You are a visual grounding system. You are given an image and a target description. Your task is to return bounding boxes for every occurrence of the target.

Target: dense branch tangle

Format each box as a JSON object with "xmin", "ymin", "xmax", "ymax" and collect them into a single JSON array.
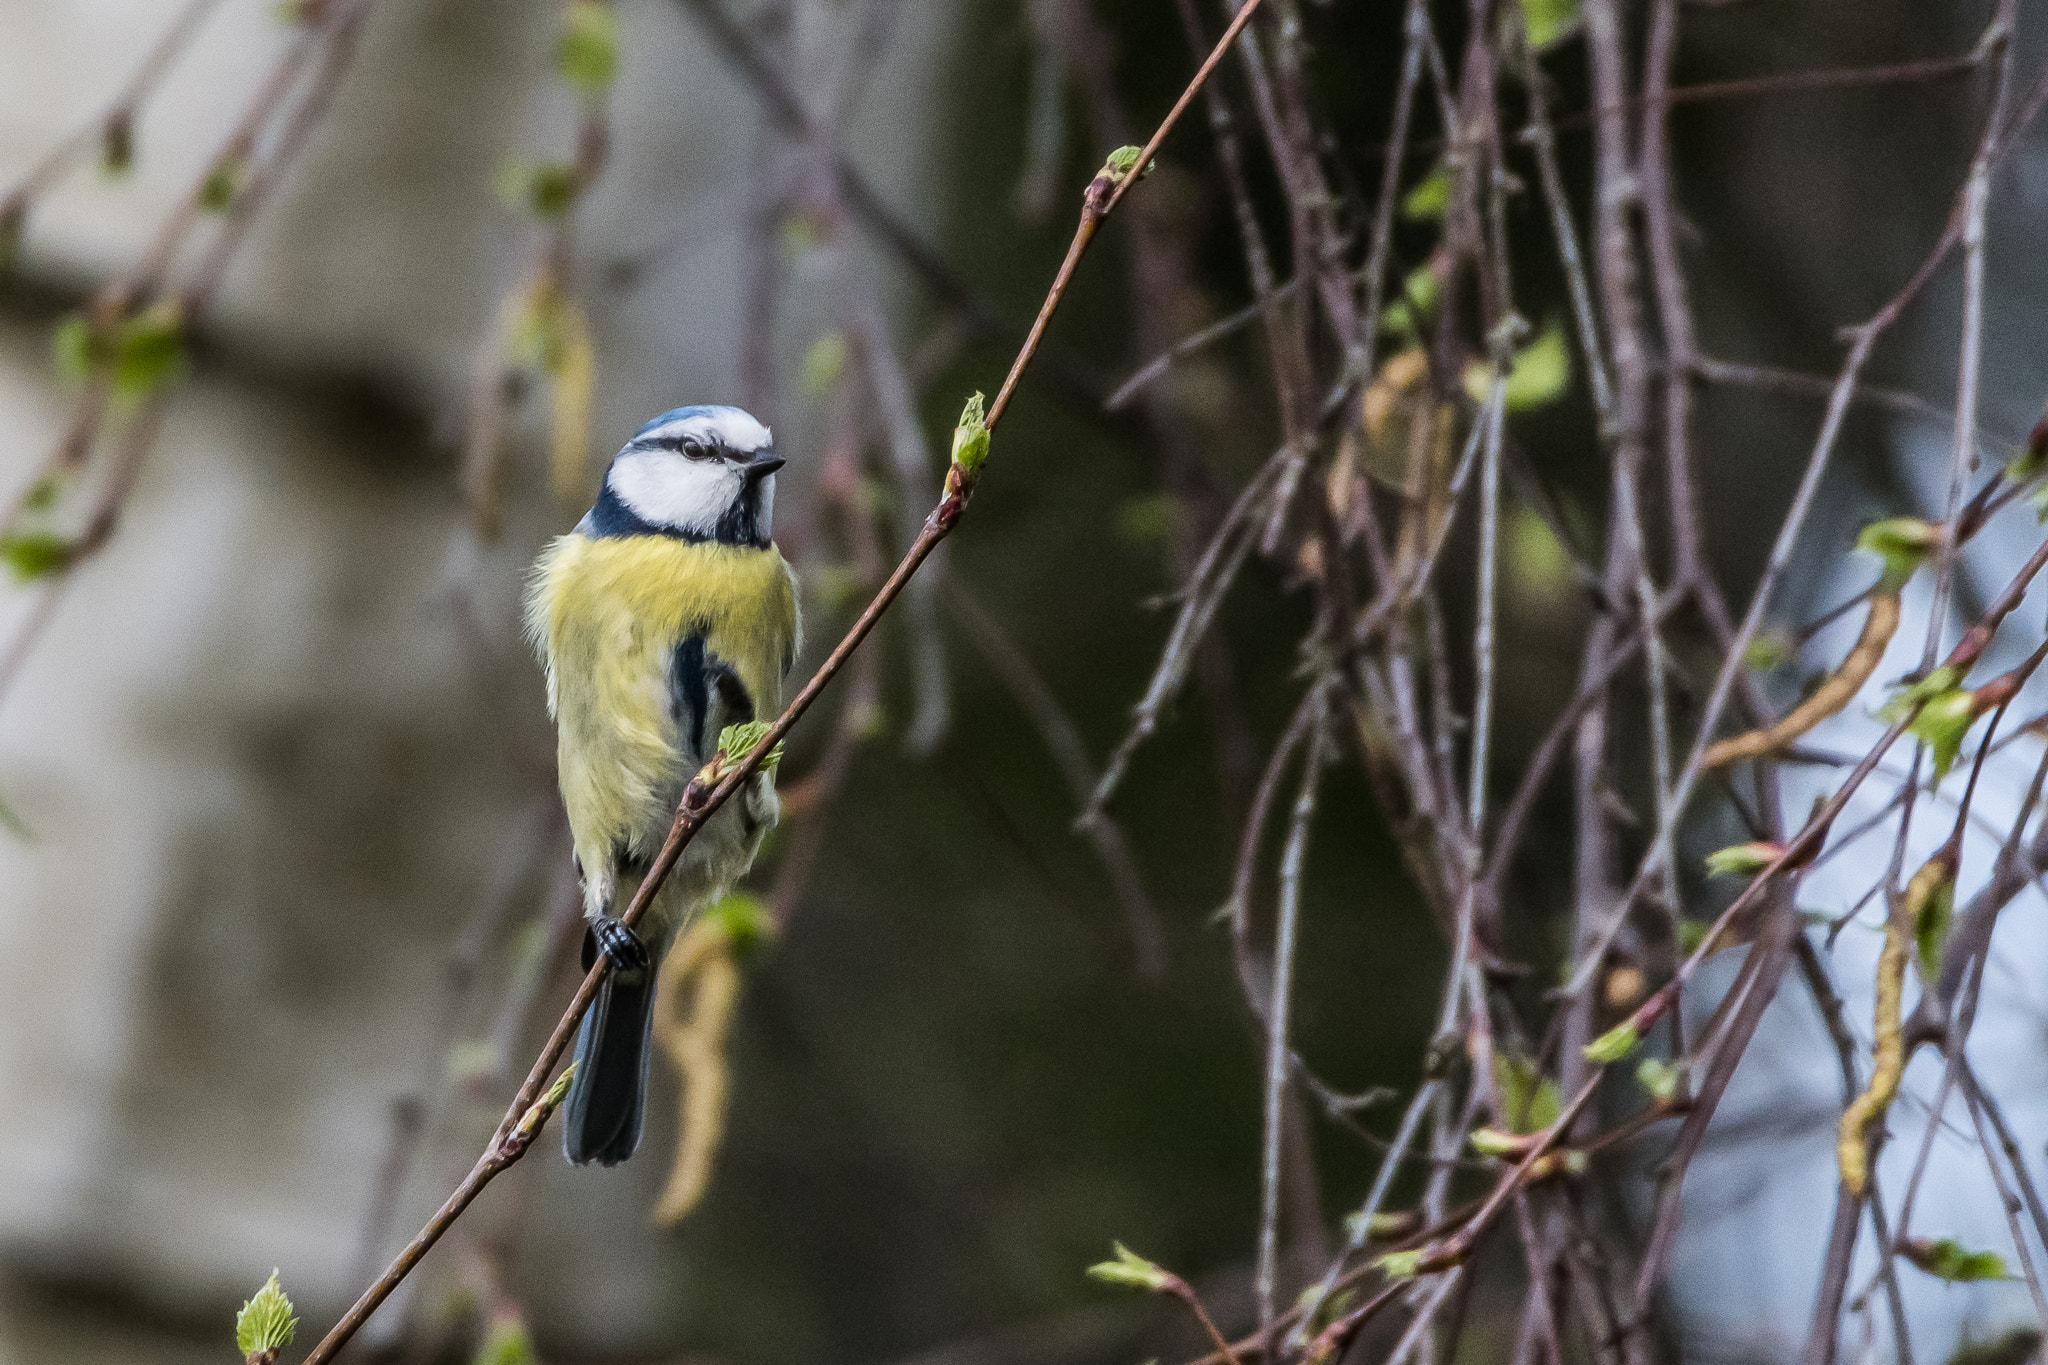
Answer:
[{"xmin": 1064, "ymin": 5, "xmax": 2048, "ymax": 1365}]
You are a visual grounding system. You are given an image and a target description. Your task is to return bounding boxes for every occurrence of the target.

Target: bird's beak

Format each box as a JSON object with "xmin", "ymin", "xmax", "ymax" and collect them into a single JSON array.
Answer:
[{"xmin": 741, "ymin": 455, "xmax": 785, "ymax": 483}]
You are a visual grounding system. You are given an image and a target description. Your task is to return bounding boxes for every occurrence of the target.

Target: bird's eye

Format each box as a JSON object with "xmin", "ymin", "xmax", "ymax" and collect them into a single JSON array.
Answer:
[{"xmin": 678, "ymin": 438, "xmax": 710, "ymax": 460}]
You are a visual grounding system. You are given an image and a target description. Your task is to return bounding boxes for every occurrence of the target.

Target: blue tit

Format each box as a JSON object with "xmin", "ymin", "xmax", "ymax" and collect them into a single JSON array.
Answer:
[{"xmin": 525, "ymin": 404, "xmax": 801, "ymax": 1166}]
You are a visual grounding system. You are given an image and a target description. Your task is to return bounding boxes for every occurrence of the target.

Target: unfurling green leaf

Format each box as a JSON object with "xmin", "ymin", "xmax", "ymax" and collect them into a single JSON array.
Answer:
[
  {"xmin": 58, "ymin": 300, "xmax": 190, "ymax": 398},
  {"xmin": 200, "ymin": 156, "xmax": 244, "ymax": 213},
  {"xmin": 1635, "ymin": 1057, "xmax": 1682, "ymax": 1104},
  {"xmin": 1086, "ymin": 1241, "xmax": 1174, "ymax": 1292},
  {"xmin": 1492, "ymin": 1051, "xmax": 1561, "ymax": 1133},
  {"xmin": 473, "ymin": 1310, "xmax": 538, "ymax": 1365},
  {"xmin": 112, "ymin": 301, "xmax": 185, "ymax": 397},
  {"xmin": 1704, "ymin": 841, "xmax": 1783, "ymax": 879},
  {"xmin": 1857, "ymin": 516, "xmax": 1939, "ymax": 588},
  {"xmin": 1520, "ymin": 0, "xmax": 1581, "ymax": 49},
  {"xmin": 1400, "ymin": 166, "xmax": 1450, "ymax": 221},
  {"xmin": 1468, "ymin": 1127, "xmax": 1528, "ymax": 1158},
  {"xmin": 499, "ymin": 160, "xmax": 580, "ymax": 219},
  {"xmin": 1584, "ymin": 1019, "xmax": 1640, "ymax": 1065},
  {"xmin": 951, "ymin": 391, "xmax": 990, "ymax": 474},
  {"xmin": 0, "ymin": 531, "xmax": 75, "ymax": 582},
  {"xmin": 1101, "ymin": 145, "xmax": 1152, "ymax": 185},
  {"xmin": 717, "ymin": 720, "xmax": 784, "ymax": 774},
  {"xmin": 1904, "ymin": 687, "xmax": 1980, "ymax": 782},
  {"xmin": 234, "ymin": 1270, "xmax": 298, "ymax": 1359},
  {"xmin": 557, "ymin": 0, "xmax": 620, "ymax": 91},
  {"xmin": 1899, "ymin": 1236, "xmax": 2013, "ymax": 1282},
  {"xmin": 1372, "ymin": 1249, "xmax": 1424, "ymax": 1281}
]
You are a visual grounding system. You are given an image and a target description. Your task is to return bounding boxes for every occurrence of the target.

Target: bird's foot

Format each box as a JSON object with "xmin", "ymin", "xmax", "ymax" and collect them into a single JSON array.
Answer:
[{"xmin": 587, "ymin": 917, "xmax": 650, "ymax": 973}]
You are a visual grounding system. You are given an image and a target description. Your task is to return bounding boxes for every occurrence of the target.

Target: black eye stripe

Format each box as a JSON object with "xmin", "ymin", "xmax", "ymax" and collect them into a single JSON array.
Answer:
[{"xmin": 631, "ymin": 434, "xmax": 718, "ymax": 457}]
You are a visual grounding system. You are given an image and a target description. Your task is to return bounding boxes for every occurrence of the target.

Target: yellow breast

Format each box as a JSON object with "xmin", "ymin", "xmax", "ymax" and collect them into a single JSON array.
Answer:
[{"xmin": 526, "ymin": 534, "xmax": 800, "ymax": 867}]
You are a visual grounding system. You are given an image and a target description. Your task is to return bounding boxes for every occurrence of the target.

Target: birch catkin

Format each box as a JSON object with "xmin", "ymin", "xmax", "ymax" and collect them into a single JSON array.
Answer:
[
  {"xmin": 1836, "ymin": 853, "xmax": 1947, "ymax": 1195},
  {"xmin": 1704, "ymin": 591, "xmax": 1900, "ymax": 770}
]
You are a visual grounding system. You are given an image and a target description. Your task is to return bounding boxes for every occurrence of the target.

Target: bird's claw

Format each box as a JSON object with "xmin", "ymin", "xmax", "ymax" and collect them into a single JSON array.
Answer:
[{"xmin": 588, "ymin": 917, "xmax": 650, "ymax": 972}]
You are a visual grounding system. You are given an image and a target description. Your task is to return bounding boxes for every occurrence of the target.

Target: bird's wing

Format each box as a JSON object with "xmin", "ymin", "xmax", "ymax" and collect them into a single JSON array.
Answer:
[{"xmin": 670, "ymin": 629, "xmax": 757, "ymax": 771}]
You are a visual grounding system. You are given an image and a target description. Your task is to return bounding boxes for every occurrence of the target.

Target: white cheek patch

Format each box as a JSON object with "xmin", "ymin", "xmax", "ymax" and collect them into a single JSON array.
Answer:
[
  {"xmin": 638, "ymin": 408, "xmax": 773, "ymax": 455},
  {"xmin": 609, "ymin": 450, "xmax": 741, "ymax": 534}
]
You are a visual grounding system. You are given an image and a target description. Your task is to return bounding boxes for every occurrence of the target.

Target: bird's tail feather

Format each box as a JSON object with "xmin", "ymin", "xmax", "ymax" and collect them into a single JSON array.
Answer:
[{"xmin": 562, "ymin": 960, "xmax": 654, "ymax": 1166}]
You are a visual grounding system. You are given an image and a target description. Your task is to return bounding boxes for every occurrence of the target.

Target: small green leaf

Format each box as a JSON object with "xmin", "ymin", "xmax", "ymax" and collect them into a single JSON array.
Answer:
[
  {"xmin": 540, "ymin": 1063, "xmax": 576, "ymax": 1110},
  {"xmin": 499, "ymin": 161, "xmax": 579, "ymax": 219},
  {"xmin": 99, "ymin": 111, "xmax": 134, "ymax": 177},
  {"xmin": 1744, "ymin": 627, "xmax": 1795, "ymax": 673},
  {"xmin": 19, "ymin": 475, "xmax": 59, "ymax": 515},
  {"xmin": 717, "ymin": 720, "xmax": 784, "ymax": 773},
  {"xmin": 1101, "ymin": 145, "xmax": 1152, "ymax": 184},
  {"xmin": 1704, "ymin": 841, "xmax": 1783, "ymax": 879},
  {"xmin": 1489, "ymin": 319, "xmax": 1570, "ymax": 411},
  {"xmin": 1492, "ymin": 1051, "xmax": 1561, "ymax": 1133},
  {"xmin": 1086, "ymin": 1241, "xmax": 1173, "ymax": 1292},
  {"xmin": 1372, "ymin": 1249, "xmax": 1424, "ymax": 1281},
  {"xmin": 234, "ymin": 1270, "xmax": 298, "ymax": 1358},
  {"xmin": 1635, "ymin": 1057, "xmax": 1681, "ymax": 1104},
  {"xmin": 712, "ymin": 890, "xmax": 775, "ymax": 956},
  {"xmin": 950, "ymin": 391, "xmax": 990, "ymax": 475},
  {"xmin": 1468, "ymin": 1127, "xmax": 1526, "ymax": 1157},
  {"xmin": 1521, "ymin": 0, "xmax": 1581, "ymax": 48},
  {"xmin": 1381, "ymin": 267, "xmax": 1441, "ymax": 336},
  {"xmin": 1857, "ymin": 516, "xmax": 1938, "ymax": 588},
  {"xmin": 1342, "ymin": 1209, "xmax": 1409, "ymax": 1244},
  {"xmin": 1899, "ymin": 1236, "xmax": 2013, "ymax": 1282},
  {"xmin": 111, "ymin": 301, "xmax": 185, "ymax": 397},
  {"xmin": 2006, "ymin": 438, "xmax": 2048, "ymax": 488},
  {"xmin": 473, "ymin": 1310, "xmax": 538, "ymax": 1365},
  {"xmin": 1294, "ymin": 1284, "xmax": 1356, "ymax": 1333},
  {"xmin": 1400, "ymin": 166, "xmax": 1450, "ymax": 221},
  {"xmin": 199, "ymin": 157, "xmax": 244, "ymax": 213},
  {"xmin": 1879, "ymin": 666, "xmax": 1964, "ymax": 732},
  {"xmin": 798, "ymin": 331, "xmax": 847, "ymax": 397},
  {"xmin": 52, "ymin": 313, "xmax": 96, "ymax": 380},
  {"xmin": 1914, "ymin": 870, "xmax": 1955, "ymax": 985},
  {"xmin": 1904, "ymin": 687, "xmax": 1979, "ymax": 782},
  {"xmin": 1583, "ymin": 1019, "xmax": 1640, "ymax": 1065},
  {"xmin": 0, "ymin": 531, "xmax": 75, "ymax": 581},
  {"xmin": 557, "ymin": 0, "xmax": 619, "ymax": 92}
]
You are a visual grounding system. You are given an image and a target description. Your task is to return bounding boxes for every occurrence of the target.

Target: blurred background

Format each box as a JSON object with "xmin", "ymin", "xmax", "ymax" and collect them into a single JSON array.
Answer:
[{"xmin": 1, "ymin": 2, "xmax": 2047, "ymax": 1363}]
